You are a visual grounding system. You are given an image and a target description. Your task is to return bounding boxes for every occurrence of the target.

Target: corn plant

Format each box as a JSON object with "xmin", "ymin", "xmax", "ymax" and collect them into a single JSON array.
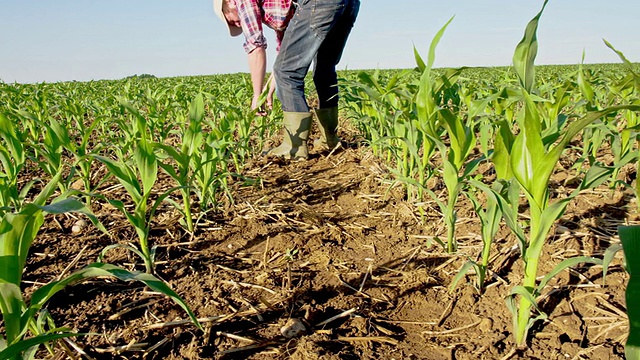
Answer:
[
  {"xmin": 93, "ymin": 100, "xmax": 178, "ymax": 274},
  {"xmin": 190, "ymin": 133, "xmax": 234, "ymax": 213},
  {"xmin": 32, "ymin": 116, "xmax": 71, "ymax": 191},
  {"xmin": 493, "ymin": 0, "xmax": 640, "ymax": 345},
  {"xmin": 437, "ymin": 106, "xmax": 478, "ymax": 253},
  {"xmin": 0, "ymin": 172, "xmax": 200, "ymax": 359},
  {"xmin": 0, "ymin": 114, "xmax": 26, "ymax": 215},
  {"xmin": 618, "ymin": 226, "xmax": 640, "ymax": 360},
  {"xmin": 51, "ymin": 96, "xmax": 105, "ymax": 203},
  {"xmin": 450, "ymin": 180, "xmax": 505, "ymax": 294},
  {"xmin": 608, "ymin": 109, "xmax": 639, "ymax": 188},
  {"xmin": 411, "ymin": 17, "xmax": 454, "ymax": 201},
  {"xmin": 342, "ymin": 69, "xmax": 417, "ymax": 164},
  {"xmin": 195, "ymin": 93, "xmax": 262, "ymax": 209},
  {"xmin": 603, "ymin": 41, "xmax": 640, "ymax": 206},
  {"xmin": 407, "ymin": 17, "xmax": 481, "ymax": 252},
  {"xmin": 367, "ymin": 18, "xmax": 464, "ymax": 207},
  {"xmin": 154, "ymin": 94, "xmax": 206, "ymax": 233}
]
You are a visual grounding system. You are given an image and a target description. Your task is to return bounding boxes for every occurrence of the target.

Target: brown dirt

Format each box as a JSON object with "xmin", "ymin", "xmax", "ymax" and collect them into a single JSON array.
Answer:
[{"xmin": 25, "ymin": 137, "xmax": 633, "ymax": 360}]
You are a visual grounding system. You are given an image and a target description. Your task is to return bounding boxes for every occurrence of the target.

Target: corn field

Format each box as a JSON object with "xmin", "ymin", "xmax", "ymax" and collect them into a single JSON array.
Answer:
[{"xmin": 1, "ymin": 4, "xmax": 640, "ymax": 360}]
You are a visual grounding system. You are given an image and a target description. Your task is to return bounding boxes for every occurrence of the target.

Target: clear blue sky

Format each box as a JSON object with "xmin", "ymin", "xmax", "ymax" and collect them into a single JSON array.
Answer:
[{"xmin": 1, "ymin": 1, "xmax": 638, "ymax": 83}]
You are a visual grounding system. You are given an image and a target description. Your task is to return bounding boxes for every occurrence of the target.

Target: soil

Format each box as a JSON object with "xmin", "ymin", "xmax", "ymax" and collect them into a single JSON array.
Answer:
[{"xmin": 24, "ymin": 129, "xmax": 634, "ymax": 360}]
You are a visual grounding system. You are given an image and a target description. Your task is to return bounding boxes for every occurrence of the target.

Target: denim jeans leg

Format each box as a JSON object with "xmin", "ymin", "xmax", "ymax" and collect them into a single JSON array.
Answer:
[
  {"xmin": 274, "ymin": 0, "xmax": 351, "ymax": 113},
  {"xmin": 313, "ymin": 0, "xmax": 359, "ymax": 109}
]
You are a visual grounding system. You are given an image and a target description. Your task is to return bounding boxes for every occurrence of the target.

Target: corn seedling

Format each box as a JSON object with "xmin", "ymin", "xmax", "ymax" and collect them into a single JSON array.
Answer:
[
  {"xmin": 407, "ymin": 19, "xmax": 476, "ymax": 251},
  {"xmin": 0, "ymin": 176, "xmax": 200, "ymax": 359},
  {"xmin": 618, "ymin": 226, "xmax": 640, "ymax": 360},
  {"xmin": 154, "ymin": 94, "xmax": 206, "ymax": 233},
  {"xmin": 495, "ymin": 0, "xmax": 640, "ymax": 345},
  {"xmin": 0, "ymin": 172, "xmax": 87, "ymax": 358},
  {"xmin": 412, "ymin": 17, "xmax": 454, "ymax": 201},
  {"xmin": 383, "ymin": 17, "xmax": 465, "ymax": 207},
  {"xmin": 94, "ymin": 100, "xmax": 178, "ymax": 274},
  {"xmin": 64, "ymin": 111, "xmax": 104, "ymax": 205},
  {"xmin": 31, "ymin": 116, "xmax": 72, "ymax": 191},
  {"xmin": 603, "ymin": 41, "xmax": 640, "ymax": 206},
  {"xmin": 0, "ymin": 113, "xmax": 27, "ymax": 215},
  {"xmin": 450, "ymin": 180, "xmax": 504, "ymax": 294}
]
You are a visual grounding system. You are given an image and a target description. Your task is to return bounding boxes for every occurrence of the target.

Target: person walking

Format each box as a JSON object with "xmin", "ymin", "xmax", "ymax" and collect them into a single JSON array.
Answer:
[{"xmin": 213, "ymin": 0, "xmax": 360, "ymax": 160}]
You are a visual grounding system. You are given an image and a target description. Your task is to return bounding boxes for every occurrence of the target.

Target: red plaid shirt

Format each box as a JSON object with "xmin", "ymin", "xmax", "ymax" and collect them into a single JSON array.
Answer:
[{"xmin": 236, "ymin": 0, "xmax": 294, "ymax": 53}]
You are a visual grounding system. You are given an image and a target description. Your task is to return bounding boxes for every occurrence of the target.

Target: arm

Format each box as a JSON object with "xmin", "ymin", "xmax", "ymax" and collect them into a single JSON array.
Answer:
[
  {"xmin": 247, "ymin": 46, "xmax": 268, "ymax": 115},
  {"xmin": 236, "ymin": 0, "xmax": 272, "ymax": 114}
]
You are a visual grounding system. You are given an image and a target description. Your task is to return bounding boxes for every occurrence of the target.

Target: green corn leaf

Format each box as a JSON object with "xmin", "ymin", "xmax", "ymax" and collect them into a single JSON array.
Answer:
[
  {"xmin": 558, "ymin": 105, "xmax": 640, "ymax": 150},
  {"xmin": 416, "ymin": 16, "xmax": 454, "ymax": 125},
  {"xmin": 506, "ymin": 285, "xmax": 549, "ymax": 342},
  {"xmin": 32, "ymin": 170, "xmax": 63, "ymax": 208},
  {"xmin": 574, "ymin": 163, "xmax": 614, "ymax": 194},
  {"xmin": 357, "ymin": 71, "xmax": 384, "ymax": 95},
  {"xmin": 46, "ymin": 117, "xmax": 70, "ymax": 149},
  {"xmin": 1, "ymin": 194, "xmax": 105, "ymax": 288},
  {"xmin": 442, "ymin": 159, "xmax": 459, "ymax": 196},
  {"xmin": 510, "ymin": 90, "xmax": 545, "ymax": 205},
  {"xmin": 43, "ymin": 197, "xmax": 108, "ymax": 235},
  {"xmin": 603, "ymin": 39, "xmax": 640, "ymax": 81},
  {"xmin": 601, "ymin": 242, "xmax": 623, "ymax": 286},
  {"xmin": 535, "ymin": 256, "xmax": 602, "ymax": 294},
  {"xmin": 0, "ymin": 145, "xmax": 14, "ymax": 179},
  {"xmin": 461, "ymin": 157, "xmax": 483, "ymax": 179},
  {"xmin": 134, "ymin": 138, "xmax": 158, "ymax": 197},
  {"xmin": 155, "ymin": 143, "xmax": 187, "ymax": 176},
  {"xmin": 188, "ymin": 93, "xmax": 205, "ymax": 125},
  {"xmin": 106, "ymin": 199, "xmax": 146, "ymax": 241},
  {"xmin": 413, "ymin": 46, "xmax": 426, "ymax": 73},
  {"xmin": 468, "ymin": 179, "xmax": 526, "ymax": 249},
  {"xmin": 478, "ymin": 123, "xmax": 492, "ymax": 158},
  {"xmin": 98, "ymin": 243, "xmax": 146, "ymax": 265},
  {"xmin": 385, "ymin": 71, "xmax": 402, "ymax": 92},
  {"xmin": 440, "ymin": 108, "xmax": 475, "ymax": 170},
  {"xmin": 118, "ymin": 98, "xmax": 149, "ymax": 140},
  {"xmin": 92, "ymin": 155, "xmax": 142, "ymax": 204},
  {"xmin": 492, "ymin": 120, "xmax": 515, "ymax": 180},
  {"xmin": 619, "ymin": 225, "xmax": 640, "ymax": 273},
  {"xmin": 29, "ymin": 263, "xmax": 202, "ymax": 330},
  {"xmin": 449, "ymin": 259, "xmax": 477, "ymax": 293},
  {"xmin": 184, "ymin": 97, "xmax": 205, "ymax": 156},
  {"xmin": 426, "ymin": 16, "xmax": 454, "ymax": 72},
  {"xmin": 147, "ymin": 186, "xmax": 182, "ymax": 229},
  {"xmin": 156, "ymin": 157, "xmax": 181, "ymax": 181},
  {"xmin": 0, "ymin": 333, "xmax": 83, "ymax": 360},
  {"xmin": 507, "ymin": 285, "xmax": 548, "ymax": 317},
  {"xmin": 0, "ymin": 114, "xmax": 25, "ymax": 167},
  {"xmin": 0, "ymin": 282, "xmax": 24, "ymax": 345},
  {"xmin": 618, "ymin": 226, "xmax": 640, "ymax": 359},
  {"xmin": 527, "ymin": 197, "xmax": 572, "ymax": 256},
  {"xmin": 578, "ymin": 50, "xmax": 595, "ymax": 103},
  {"xmin": 512, "ymin": 0, "xmax": 548, "ymax": 92},
  {"xmin": 0, "ymin": 205, "xmax": 44, "ymax": 285}
]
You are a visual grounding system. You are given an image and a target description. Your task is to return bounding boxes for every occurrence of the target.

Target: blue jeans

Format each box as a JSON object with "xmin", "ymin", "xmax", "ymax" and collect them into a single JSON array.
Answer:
[{"xmin": 274, "ymin": 0, "xmax": 360, "ymax": 112}]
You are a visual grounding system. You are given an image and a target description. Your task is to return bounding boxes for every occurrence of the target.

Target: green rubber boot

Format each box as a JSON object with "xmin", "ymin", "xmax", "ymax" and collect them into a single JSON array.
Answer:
[
  {"xmin": 314, "ymin": 107, "xmax": 340, "ymax": 150},
  {"xmin": 264, "ymin": 111, "xmax": 312, "ymax": 160}
]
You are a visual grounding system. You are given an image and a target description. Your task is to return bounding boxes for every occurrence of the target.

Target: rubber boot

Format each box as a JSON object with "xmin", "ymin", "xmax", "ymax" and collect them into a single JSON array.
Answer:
[
  {"xmin": 264, "ymin": 111, "xmax": 312, "ymax": 160},
  {"xmin": 313, "ymin": 107, "xmax": 340, "ymax": 150}
]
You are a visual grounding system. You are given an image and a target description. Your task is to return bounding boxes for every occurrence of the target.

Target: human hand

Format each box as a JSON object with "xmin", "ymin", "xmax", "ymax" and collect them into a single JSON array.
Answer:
[
  {"xmin": 252, "ymin": 94, "xmax": 268, "ymax": 116},
  {"xmin": 253, "ymin": 76, "xmax": 276, "ymax": 116}
]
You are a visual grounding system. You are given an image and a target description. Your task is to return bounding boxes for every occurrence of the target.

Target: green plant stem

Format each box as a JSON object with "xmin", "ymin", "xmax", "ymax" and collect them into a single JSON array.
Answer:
[
  {"xmin": 515, "ymin": 203, "xmax": 544, "ymax": 345},
  {"xmin": 182, "ymin": 191, "xmax": 194, "ymax": 233},
  {"xmin": 446, "ymin": 197, "xmax": 457, "ymax": 253}
]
